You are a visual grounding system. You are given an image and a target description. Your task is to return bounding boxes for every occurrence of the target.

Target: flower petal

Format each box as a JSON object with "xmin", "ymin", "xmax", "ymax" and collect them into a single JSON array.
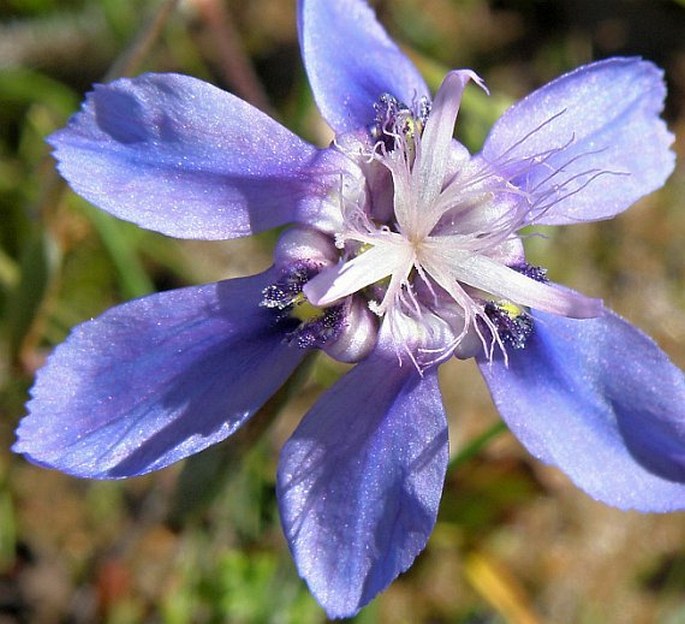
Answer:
[
  {"xmin": 415, "ymin": 70, "xmax": 485, "ymax": 223},
  {"xmin": 277, "ymin": 334, "xmax": 448, "ymax": 618},
  {"xmin": 303, "ymin": 239, "xmax": 412, "ymax": 306},
  {"xmin": 480, "ymin": 58, "xmax": 675, "ymax": 224},
  {"xmin": 421, "ymin": 240, "xmax": 603, "ymax": 318},
  {"xmin": 14, "ymin": 271, "xmax": 306, "ymax": 478},
  {"xmin": 298, "ymin": 0, "xmax": 429, "ymax": 134},
  {"xmin": 48, "ymin": 73, "xmax": 331, "ymax": 240},
  {"xmin": 477, "ymin": 309, "xmax": 685, "ymax": 511}
]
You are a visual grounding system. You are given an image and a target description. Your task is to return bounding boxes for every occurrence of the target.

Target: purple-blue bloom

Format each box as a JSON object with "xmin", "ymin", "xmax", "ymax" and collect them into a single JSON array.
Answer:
[{"xmin": 14, "ymin": 0, "xmax": 685, "ymax": 617}]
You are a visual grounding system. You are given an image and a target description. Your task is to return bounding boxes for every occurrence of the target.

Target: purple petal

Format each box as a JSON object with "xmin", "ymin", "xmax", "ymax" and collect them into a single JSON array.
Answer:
[
  {"xmin": 477, "ymin": 309, "xmax": 685, "ymax": 511},
  {"xmin": 48, "ymin": 73, "xmax": 333, "ymax": 240},
  {"xmin": 14, "ymin": 271, "xmax": 306, "ymax": 478},
  {"xmin": 480, "ymin": 58, "xmax": 675, "ymax": 224},
  {"xmin": 277, "ymin": 339, "xmax": 447, "ymax": 618},
  {"xmin": 298, "ymin": 0, "xmax": 429, "ymax": 134}
]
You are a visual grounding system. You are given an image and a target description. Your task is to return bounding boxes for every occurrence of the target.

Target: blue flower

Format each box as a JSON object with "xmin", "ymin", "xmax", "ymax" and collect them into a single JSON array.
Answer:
[{"xmin": 14, "ymin": 0, "xmax": 683, "ymax": 618}]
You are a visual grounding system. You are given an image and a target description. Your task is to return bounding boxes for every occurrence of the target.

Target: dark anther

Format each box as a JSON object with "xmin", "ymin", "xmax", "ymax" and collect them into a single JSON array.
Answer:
[
  {"xmin": 484, "ymin": 301, "xmax": 534, "ymax": 350},
  {"xmin": 369, "ymin": 93, "xmax": 431, "ymax": 153},
  {"xmin": 261, "ymin": 262, "xmax": 319, "ymax": 310},
  {"xmin": 289, "ymin": 305, "xmax": 345, "ymax": 350},
  {"xmin": 511, "ymin": 262, "xmax": 548, "ymax": 283}
]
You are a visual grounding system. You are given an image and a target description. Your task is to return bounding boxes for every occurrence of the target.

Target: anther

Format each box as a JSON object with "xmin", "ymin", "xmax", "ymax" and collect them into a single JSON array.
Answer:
[{"xmin": 484, "ymin": 300, "xmax": 534, "ymax": 350}]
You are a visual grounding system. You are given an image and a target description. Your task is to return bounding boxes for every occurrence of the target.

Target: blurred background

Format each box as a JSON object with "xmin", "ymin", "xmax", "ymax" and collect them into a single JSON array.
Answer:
[{"xmin": 1, "ymin": 0, "xmax": 685, "ymax": 622}]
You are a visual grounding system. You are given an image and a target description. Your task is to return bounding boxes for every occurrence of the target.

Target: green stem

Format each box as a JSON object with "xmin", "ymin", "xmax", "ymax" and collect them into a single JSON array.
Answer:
[
  {"xmin": 105, "ymin": 0, "xmax": 180, "ymax": 80},
  {"xmin": 448, "ymin": 420, "xmax": 508, "ymax": 472}
]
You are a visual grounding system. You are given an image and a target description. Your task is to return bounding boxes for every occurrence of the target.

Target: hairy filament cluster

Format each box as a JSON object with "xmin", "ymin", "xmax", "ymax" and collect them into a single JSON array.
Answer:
[
  {"xmin": 266, "ymin": 76, "xmax": 608, "ymax": 369},
  {"xmin": 481, "ymin": 109, "xmax": 630, "ymax": 225},
  {"xmin": 300, "ymin": 88, "xmax": 549, "ymax": 366}
]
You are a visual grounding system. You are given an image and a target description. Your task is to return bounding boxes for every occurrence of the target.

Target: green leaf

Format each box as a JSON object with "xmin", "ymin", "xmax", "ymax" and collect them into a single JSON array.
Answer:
[
  {"xmin": 0, "ymin": 67, "xmax": 78, "ymax": 117},
  {"xmin": 6, "ymin": 227, "xmax": 61, "ymax": 360},
  {"xmin": 83, "ymin": 205, "xmax": 156, "ymax": 300}
]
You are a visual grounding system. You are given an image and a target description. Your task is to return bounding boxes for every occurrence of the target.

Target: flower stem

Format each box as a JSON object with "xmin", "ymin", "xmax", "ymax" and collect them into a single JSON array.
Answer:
[
  {"xmin": 448, "ymin": 420, "xmax": 508, "ymax": 471},
  {"xmin": 105, "ymin": 0, "xmax": 180, "ymax": 80}
]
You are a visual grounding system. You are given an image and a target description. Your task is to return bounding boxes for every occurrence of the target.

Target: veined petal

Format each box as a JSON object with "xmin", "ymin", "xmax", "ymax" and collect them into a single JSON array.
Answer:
[
  {"xmin": 480, "ymin": 58, "xmax": 675, "ymax": 224},
  {"xmin": 49, "ymin": 73, "xmax": 330, "ymax": 240},
  {"xmin": 477, "ymin": 309, "xmax": 685, "ymax": 511},
  {"xmin": 303, "ymin": 241, "xmax": 413, "ymax": 307},
  {"xmin": 14, "ymin": 271, "xmax": 306, "ymax": 478},
  {"xmin": 298, "ymin": 0, "xmax": 429, "ymax": 134},
  {"xmin": 277, "ymin": 329, "xmax": 447, "ymax": 618}
]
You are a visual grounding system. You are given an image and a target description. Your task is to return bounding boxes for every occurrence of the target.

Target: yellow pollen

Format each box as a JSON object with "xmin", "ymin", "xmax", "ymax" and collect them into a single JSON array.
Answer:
[
  {"xmin": 291, "ymin": 293, "xmax": 324, "ymax": 323},
  {"xmin": 495, "ymin": 300, "xmax": 526, "ymax": 319}
]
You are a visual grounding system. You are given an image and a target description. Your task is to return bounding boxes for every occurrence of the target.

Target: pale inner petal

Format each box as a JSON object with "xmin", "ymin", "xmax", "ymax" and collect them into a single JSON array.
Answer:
[
  {"xmin": 421, "ymin": 238, "xmax": 602, "ymax": 318},
  {"xmin": 414, "ymin": 70, "xmax": 487, "ymax": 235},
  {"xmin": 304, "ymin": 241, "xmax": 415, "ymax": 307}
]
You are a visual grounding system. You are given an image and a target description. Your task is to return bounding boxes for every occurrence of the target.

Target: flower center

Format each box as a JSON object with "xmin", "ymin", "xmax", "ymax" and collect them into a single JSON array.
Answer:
[{"xmin": 282, "ymin": 71, "xmax": 603, "ymax": 364}]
